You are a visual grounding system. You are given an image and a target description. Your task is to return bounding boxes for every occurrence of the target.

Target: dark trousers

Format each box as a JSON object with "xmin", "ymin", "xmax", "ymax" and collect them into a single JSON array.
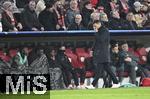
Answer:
[
  {"xmin": 62, "ymin": 68, "xmax": 79, "ymax": 87},
  {"xmin": 92, "ymin": 62, "xmax": 118, "ymax": 86},
  {"xmin": 126, "ymin": 61, "xmax": 137, "ymax": 84},
  {"xmin": 75, "ymin": 68, "xmax": 86, "ymax": 84}
]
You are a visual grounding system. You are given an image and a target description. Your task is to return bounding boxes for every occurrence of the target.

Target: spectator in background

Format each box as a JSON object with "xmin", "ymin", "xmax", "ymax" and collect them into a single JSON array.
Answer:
[
  {"xmin": 15, "ymin": 0, "xmax": 29, "ymax": 8},
  {"xmin": 99, "ymin": 12, "xmax": 109, "ymax": 28},
  {"xmin": 35, "ymin": 0, "xmax": 46, "ymax": 16},
  {"xmin": 66, "ymin": 0, "xmax": 80, "ymax": 27},
  {"xmin": 109, "ymin": 0, "xmax": 119, "ymax": 12},
  {"xmin": 82, "ymin": 1, "xmax": 94, "ymax": 28},
  {"xmin": 57, "ymin": 46, "xmax": 79, "ymax": 89},
  {"xmin": 110, "ymin": 42, "xmax": 124, "ymax": 84},
  {"xmin": 119, "ymin": 42, "xmax": 138, "ymax": 85},
  {"xmin": 0, "ymin": 47, "xmax": 11, "ymax": 74},
  {"xmin": 1, "ymin": 1, "xmax": 22, "ymax": 32},
  {"xmin": 88, "ymin": 12, "xmax": 100, "ymax": 29},
  {"xmin": 38, "ymin": 2, "xmax": 57, "ymax": 31},
  {"xmin": 53, "ymin": 0, "xmax": 66, "ymax": 30},
  {"xmin": 68, "ymin": 14, "xmax": 85, "ymax": 30},
  {"xmin": 21, "ymin": 0, "xmax": 44, "ymax": 31},
  {"xmin": 125, "ymin": 12, "xmax": 138, "ymax": 30},
  {"xmin": 47, "ymin": 48, "xmax": 66, "ymax": 90},
  {"xmin": 28, "ymin": 47, "xmax": 49, "ymax": 74},
  {"xmin": 11, "ymin": 47, "xmax": 28, "ymax": 74},
  {"xmin": 143, "ymin": 12, "xmax": 150, "ymax": 29},
  {"xmin": 109, "ymin": 10, "xmax": 128, "ymax": 30},
  {"xmin": 119, "ymin": 0, "xmax": 130, "ymax": 19}
]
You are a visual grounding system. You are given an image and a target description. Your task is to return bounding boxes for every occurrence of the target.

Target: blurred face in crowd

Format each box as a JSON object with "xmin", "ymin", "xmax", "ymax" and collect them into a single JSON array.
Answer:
[
  {"xmin": 121, "ymin": 43, "xmax": 129, "ymax": 52},
  {"xmin": 55, "ymin": 1, "xmax": 63, "ymax": 10},
  {"xmin": 3, "ymin": 1, "xmax": 13, "ymax": 12},
  {"xmin": 126, "ymin": 12, "xmax": 135, "ymax": 21},
  {"xmin": 70, "ymin": 0, "xmax": 78, "ymax": 10},
  {"xmin": 112, "ymin": 11, "xmax": 120, "ymax": 19},
  {"xmin": 75, "ymin": 14, "xmax": 82, "ymax": 24},
  {"xmin": 85, "ymin": 3, "xmax": 93, "ymax": 9},
  {"xmin": 112, "ymin": 44, "xmax": 119, "ymax": 53},
  {"xmin": 100, "ymin": 13, "xmax": 108, "ymax": 22},
  {"xmin": 50, "ymin": 49, "xmax": 57, "ymax": 57},
  {"xmin": 21, "ymin": 47, "xmax": 28, "ymax": 56},
  {"xmin": 93, "ymin": 21, "xmax": 101, "ymax": 32},
  {"xmin": 37, "ymin": 49, "xmax": 44, "ymax": 56},
  {"xmin": 91, "ymin": 12, "xmax": 100, "ymax": 21},
  {"xmin": 112, "ymin": 0, "xmax": 118, "ymax": 3},
  {"xmin": 29, "ymin": 0, "xmax": 36, "ymax": 11},
  {"xmin": 141, "ymin": 5, "xmax": 148, "ymax": 12}
]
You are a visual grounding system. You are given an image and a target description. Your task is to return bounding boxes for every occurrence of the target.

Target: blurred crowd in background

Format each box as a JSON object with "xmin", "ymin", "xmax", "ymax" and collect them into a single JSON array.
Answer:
[{"xmin": 0, "ymin": 0, "xmax": 150, "ymax": 32}]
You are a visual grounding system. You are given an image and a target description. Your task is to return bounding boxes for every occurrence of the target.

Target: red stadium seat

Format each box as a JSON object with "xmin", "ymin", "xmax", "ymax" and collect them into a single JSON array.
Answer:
[
  {"xmin": 85, "ymin": 71, "xmax": 95, "ymax": 78},
  {"xmin": 141, "ymin": 78, "xmax": 150, "ymax": 87},
  {"xmin": 9, "ymin": 49, "xmax": 18, "ymax": 58}
]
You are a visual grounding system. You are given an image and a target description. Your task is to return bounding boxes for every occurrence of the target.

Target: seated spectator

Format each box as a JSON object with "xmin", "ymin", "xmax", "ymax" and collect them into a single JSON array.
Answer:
[
  {"xmin": 28, "ymin": 47, "xmax": 49, "ymax": 74},
  {"xmin": 21, "ymin": 0, "xmax": 44, "ymax": 31},
  {"xmin": 125, "ymin": 12, "xmax": 138, "ymax": 30},
  {"xmin": 38, "ymin": 2, "xmax": 57, "ymax": 31},
  {"xmin": 109, "ymin": 0, "xmax": 119, "ymax": 12},
  {"xmin": 82, "ymin": 1, "xmax": 94, "ymax": 28},
  {"xmin": 53, "ymin": 0, "xmax": 66, "ymax": 30},
  {"xmin": 68, "ymin": 14, "xmax": 85, "ymax": 30},
  {"xmin": 109, "ymin": 10, "xmax": 128, "ymax": 30},
  {"xmin": 66, "ymin": 0, "xmax": 80, "ymax": 27},
  {"xmin": 11, "ymin": 46, "xmax": 28, "ymax": 74},
  {"xmin": 15, "ymin": 0, "xmax": 29, "ymax": 8},
  {"xmin": 1, "ymin": 1, "xmax": 22, "ymax": 32},
  {"xmin": 119, "ymin": 42, "xmax": 138, "ymax": 85},
  {"xmin": 88, "ymin": 12, "xmax": 100, "ymax": 29},
  {"xmin": 143, "ymin": 12, "xmax": 150, "ymax": 29},
  {"xmin": 0, "ymin": 47, "xmax": 11, "ymax": 74},
  {"xmin": 57, "ymin": 46, "xmax": 79, "ymax": 89},
  {"xmin": 99, "ymin": 12, "xmax": 109, "ymax": 28},
  {"xmin": 47, "ymin": 48, "xmax": 66, "ymax": 90},
  {"xmin": 35, "ymin": 0, "xmax": 46, "ymax": 16},
  {"xmin": 119, "ymin": 0, "xmax": 130, "ymax": 18}
]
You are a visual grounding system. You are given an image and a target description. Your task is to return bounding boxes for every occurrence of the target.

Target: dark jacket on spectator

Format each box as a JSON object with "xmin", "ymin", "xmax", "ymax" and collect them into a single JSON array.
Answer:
[
  {"xmin": 110, "ymin": 50, "xmax": 119, "ymax": 67},
  {"xmin": 57, "ymin": 50, "xmax": 73, "ymax": 70},
  {"xmin": 125, "ymin": 20, "xmax": 138, "ymax": 30},
  {"xmin": 109, "ymin": 17, "xmax": 128, "ymax": 30},
  {"xmin": 39, "ymin": 9, "xmax": 57, "ymax": 31},
  {"xmin": 68, "ymin": 23, "xmax": 86, "ymax": 30},
  {"xmin": 21, "ymin": 5, "xmax": 42, "ymax": 31},
  {"xmin": 82, "ymin": 7, "xmax": 93, "ymax": 28}
]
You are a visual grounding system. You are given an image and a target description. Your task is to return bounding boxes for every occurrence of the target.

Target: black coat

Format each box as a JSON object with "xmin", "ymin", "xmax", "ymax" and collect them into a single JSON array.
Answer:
[
  {"xmin": 21, "ymin": 6, "xmax": 42, "ymax": 30},
  {"xmin": 93, "ymin": 26, "xmax": 110, "ymax": 63},
  {"xmin": 38, "ymin": 9, "xmax": 57, "ymax": 31}
]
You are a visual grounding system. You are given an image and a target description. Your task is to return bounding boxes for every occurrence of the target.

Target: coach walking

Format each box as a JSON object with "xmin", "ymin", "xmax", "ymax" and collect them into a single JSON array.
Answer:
[{"xmin": 86, "ymin": 20, "xmax": 120, "ymax": 89}]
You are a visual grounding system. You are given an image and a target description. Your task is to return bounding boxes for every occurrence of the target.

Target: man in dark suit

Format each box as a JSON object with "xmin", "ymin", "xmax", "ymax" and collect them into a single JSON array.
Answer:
[{"xmin": 86, "ymin": 20, "xmax": 119, "ymax": 89}]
